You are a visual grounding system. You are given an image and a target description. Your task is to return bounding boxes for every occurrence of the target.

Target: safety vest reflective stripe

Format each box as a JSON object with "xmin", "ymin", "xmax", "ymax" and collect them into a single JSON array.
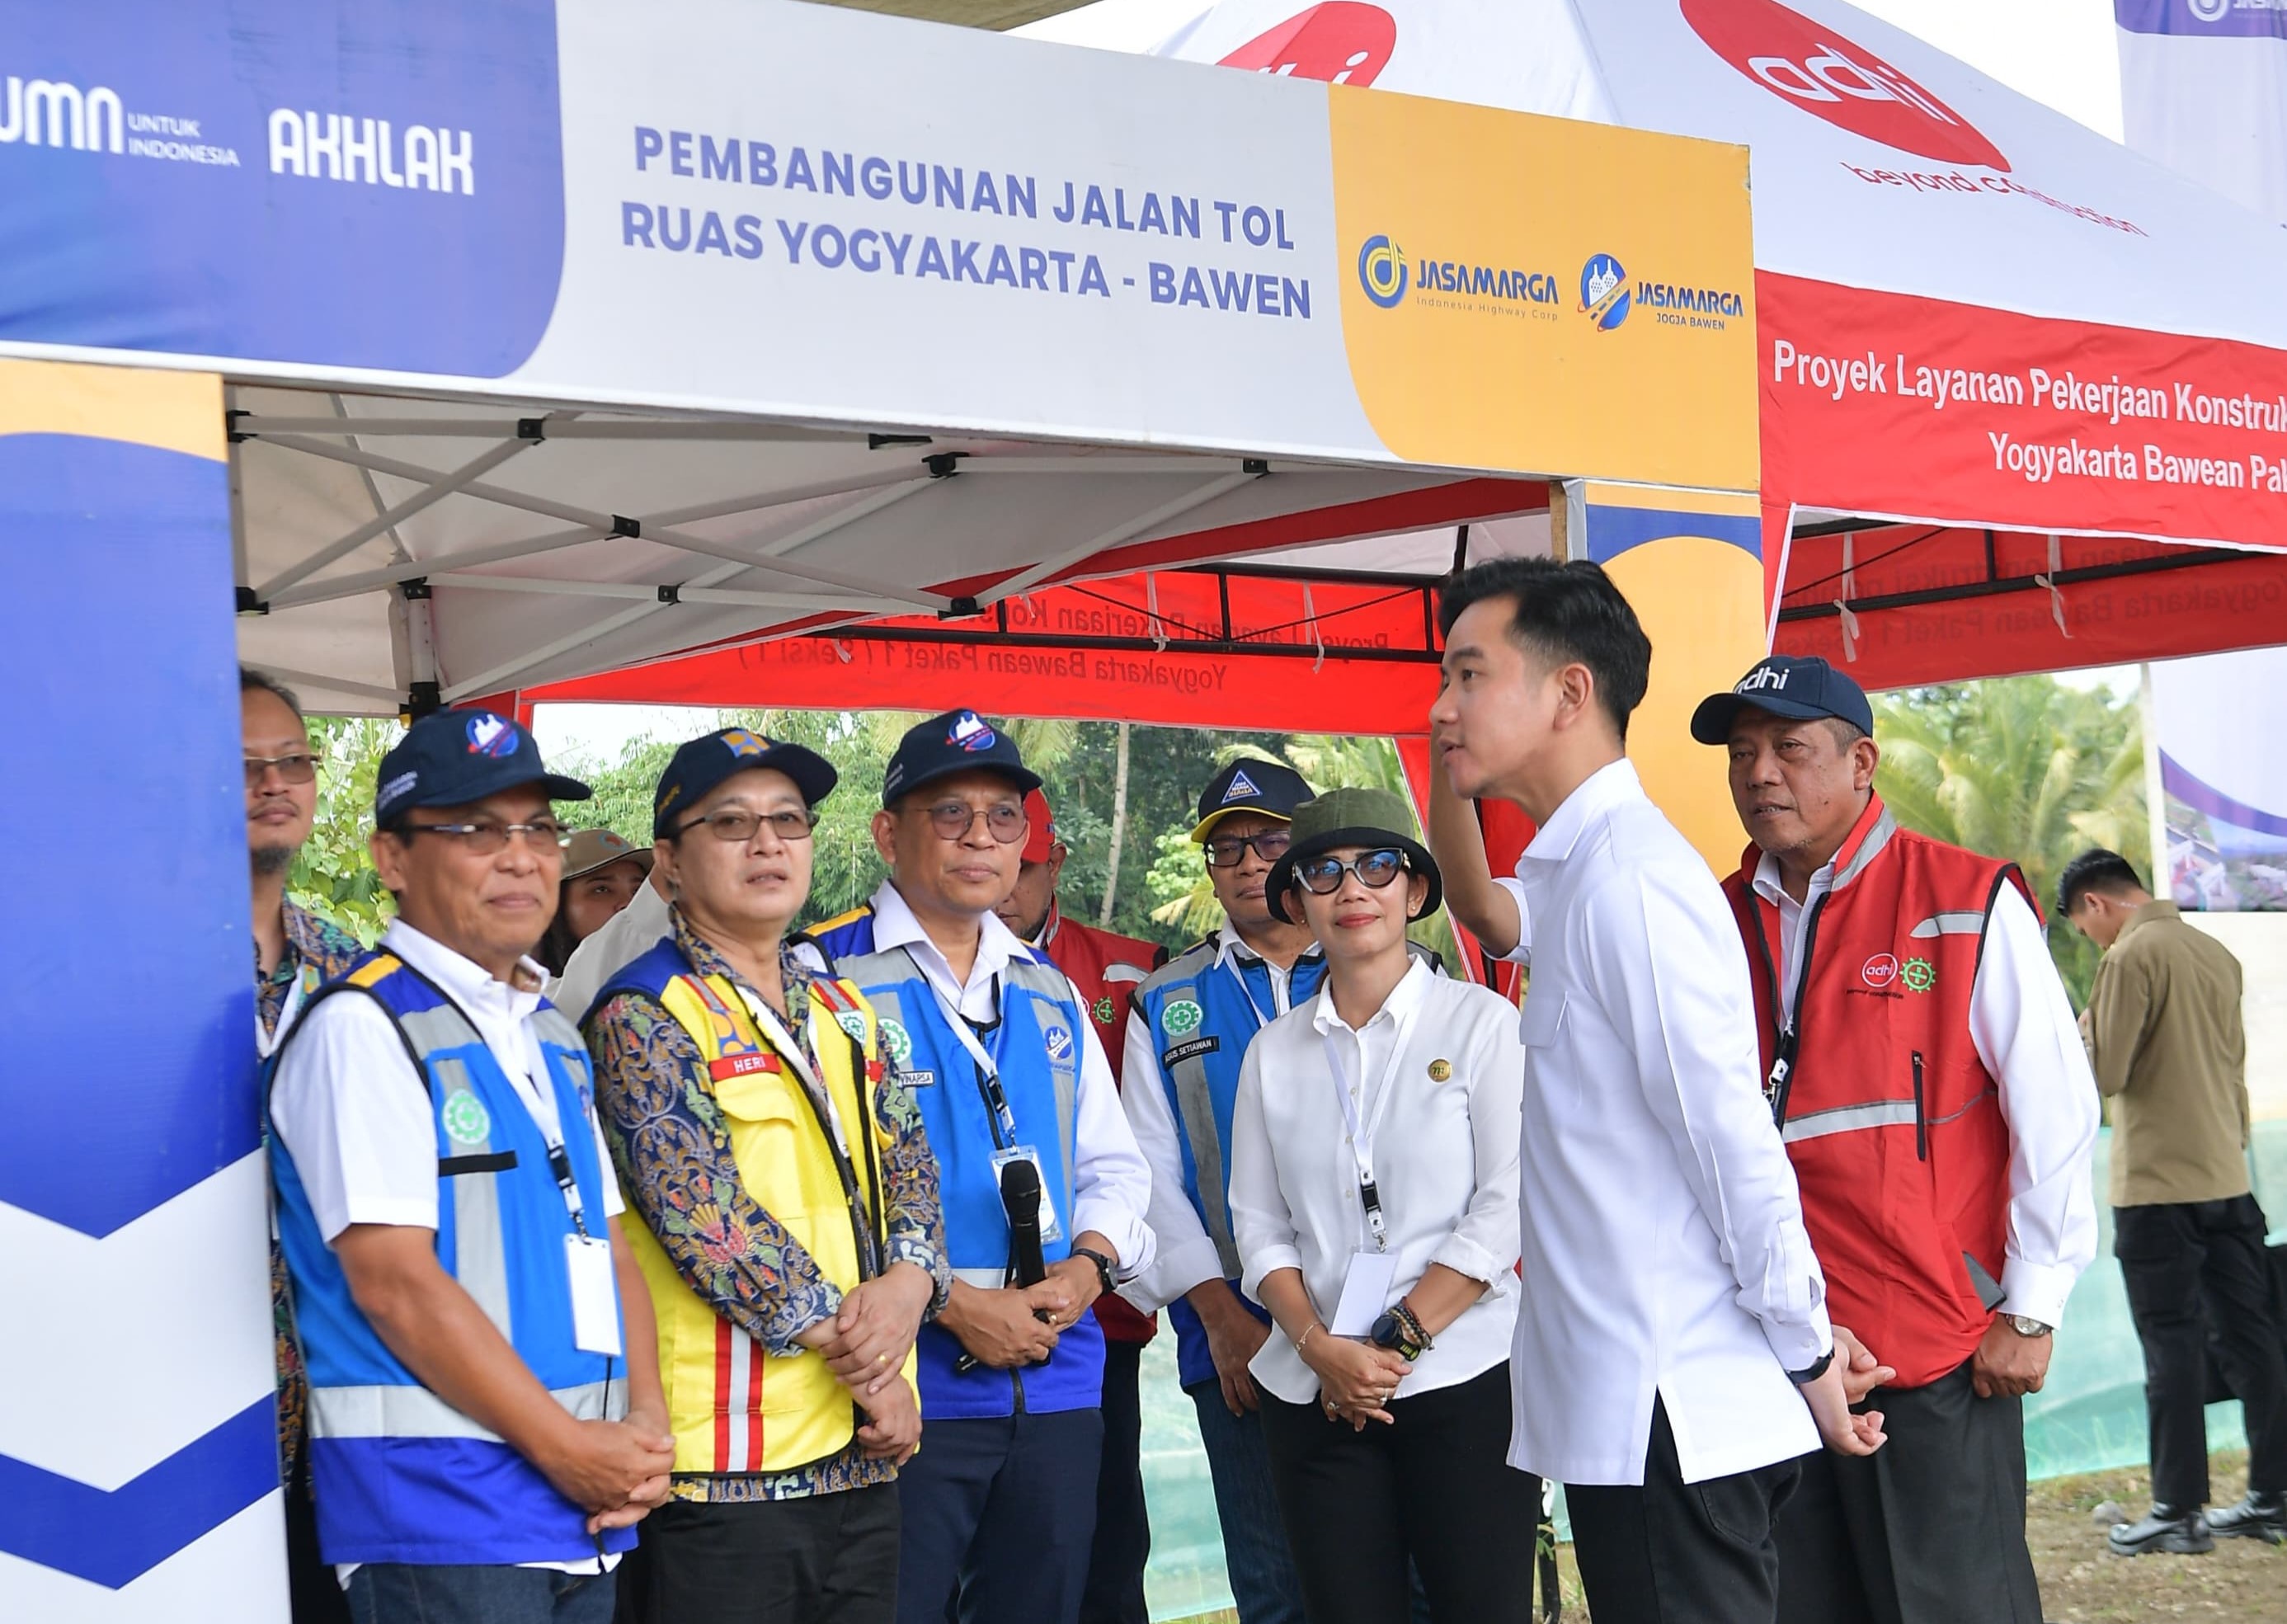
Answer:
[
  {"xmin": 714, "ymin": 1318, "xmax": 765, "ymax": 1474},
  {"xmin": 1781, "ymin": 1098, "xmax": 1920, "ymax": 1144},
  {"xmin": 1909, "ymin": 911, "xmax": 1988, "ymax": 937},
  {"xmin": 312, "ymin": 1377, "xmax": 624, "ymax": 1441},
  {"xmin": 1156, "ymin": 975, "xmax": 1242, "ymax": 1282}
]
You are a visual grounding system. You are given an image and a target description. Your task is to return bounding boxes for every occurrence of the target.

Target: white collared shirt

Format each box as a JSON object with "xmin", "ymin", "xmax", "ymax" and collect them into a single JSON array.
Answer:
[
  {"xmin": 1749, "ymin": 851, "xmax": 2098, "ymax": 1327},
  {"xmin": 1120, "ymin": 922, "xmax": 1316, "ymax": 1312},
  {"xmin": 271, "ymin": 920, "xmax": 624, "ymax": 1244},
  {"xmin": 1493, "ymin": 759, "xmax": 1828, "ymax": 1487},
  {"xmin": 864, "ymin": 882, "xmax": 1156, "ymax": 1279},
  {"xmin": 1226, "ymin": 958, "xmax": 1524, "ymax": 1405}
]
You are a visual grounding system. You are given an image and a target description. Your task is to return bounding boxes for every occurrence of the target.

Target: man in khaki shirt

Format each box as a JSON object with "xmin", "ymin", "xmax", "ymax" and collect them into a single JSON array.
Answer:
[{"xmin": 2063, "ymin": 849, "xmax": 2286, "ymax": 1552}]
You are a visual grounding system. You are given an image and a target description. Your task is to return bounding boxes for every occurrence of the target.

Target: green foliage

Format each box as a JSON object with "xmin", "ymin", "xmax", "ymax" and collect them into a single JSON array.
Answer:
[
  {"xmin": 1871, "ymin": 676, "xmax": 2144, "ymax": 1007},
  {"xmin": 286, "ymin": 715, "xmax": 402, "ymax": 946}
]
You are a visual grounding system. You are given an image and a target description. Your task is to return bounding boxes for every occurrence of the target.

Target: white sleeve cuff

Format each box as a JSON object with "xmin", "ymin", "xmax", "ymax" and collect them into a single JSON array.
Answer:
[
  {"xmin": 2000, "ymin": 1257, "xmax": 2076, "ymax": 1330},
  {"xmin": 1493, "ymin": 876, "xmax": 1533, "ymax": 965},
  {"xmin": 1240, "ymin": 1243, "xmax": 1306, "ymax": 1304},
  {"xmin": 1429, "ymin": 1234, "xmax": 1515, "ymax": 1299},
  {"xmin": 1761, "ymin": 1304, "xmax": 1832, "ymax": 1375},
  {"xmin": 1130, "ymin": 1235, "xmax": 1226, "ymax": 1316},
  {"xmin": 323, "ymin": 1198, "xmax": 440, "ymax": 1244},
  {"xmin": 1070, "ymin": 1196, "xmax": 1156, "ymax": 1282}
]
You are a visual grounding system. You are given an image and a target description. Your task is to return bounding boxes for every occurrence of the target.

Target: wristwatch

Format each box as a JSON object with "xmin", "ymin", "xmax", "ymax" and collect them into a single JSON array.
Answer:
[
  {"xmin": 1369, "ymin": 1302, "xmax": 1433, "ymax": 1362},
  {"xmin": 2006, "ymin": 1315, "xmax": 2053, "ymax": 1339},
  {"xmin": 1786, "ymin": 1349, "xmax": 1835, "ymax": 1386},
  {"xmin": 1071, "ymin": 1246, "xmax": 1118, "ymax": 1300}
]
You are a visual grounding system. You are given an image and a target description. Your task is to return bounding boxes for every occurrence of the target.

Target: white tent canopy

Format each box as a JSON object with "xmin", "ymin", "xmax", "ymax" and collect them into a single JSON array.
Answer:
[{"xmin": 233, "ymin": 386, "xmax": 1513, "ymax": 715}]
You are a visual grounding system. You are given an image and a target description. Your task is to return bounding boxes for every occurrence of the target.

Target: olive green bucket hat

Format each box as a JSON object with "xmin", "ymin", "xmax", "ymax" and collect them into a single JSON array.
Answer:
[{"xmin": 1263, "ymin": 786, "xmax": 1442, "ymax": 925}]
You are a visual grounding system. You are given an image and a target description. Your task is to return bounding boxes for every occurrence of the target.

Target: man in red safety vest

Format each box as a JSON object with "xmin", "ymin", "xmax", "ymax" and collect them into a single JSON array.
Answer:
[
  {"xmin": 995, "ymin": 788, "xmax": 1167, "ymax": 1624},
  {"xmin": 1692, "ymin": 655, "xmax": 2100, "ymax": 1624}
]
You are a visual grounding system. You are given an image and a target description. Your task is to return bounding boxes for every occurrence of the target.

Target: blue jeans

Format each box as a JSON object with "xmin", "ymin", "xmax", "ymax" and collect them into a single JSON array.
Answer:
[
  {"xmin": 1188, "ymin": 1381, "xmax": 1306, "ymax": 1624},
  {"xmin": 345, "ymin": 1561, "xmax": 619, "ymax": 1624}
]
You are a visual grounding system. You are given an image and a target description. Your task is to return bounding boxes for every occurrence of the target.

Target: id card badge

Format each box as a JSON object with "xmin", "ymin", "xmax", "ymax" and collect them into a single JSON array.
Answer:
[
  {"xmin": 990, "ymin": 1145, "xmax": 1064, "ymax": 1244},
  {"xmin": 565, "ymin": 1233, "xmax": 624, "ymax": 1357},
  {"xmin": 1328, "ymin": 1250, "xmax": 1400, "ymax": 1337}
]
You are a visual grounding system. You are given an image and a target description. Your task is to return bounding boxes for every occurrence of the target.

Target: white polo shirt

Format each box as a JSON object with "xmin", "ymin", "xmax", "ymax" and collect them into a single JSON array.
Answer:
[
  {"xmin": 1227, "ymin": 958, "xmax": 1524, "ymax": 1405},
  {"xmin": 1493, "ymin": 759, "xmax": 1829, "ymax": 1487}
]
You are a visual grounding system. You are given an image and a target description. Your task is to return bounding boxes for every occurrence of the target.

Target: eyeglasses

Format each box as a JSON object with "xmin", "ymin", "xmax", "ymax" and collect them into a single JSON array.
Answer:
[
  {"xmin": 917, "ymin": 799, "xmax": 1027, "ymax": 845},
  {"xmin": 677, "ymin": 807, "xmax": 819, "ymax": 844},
  {"xmin": 1293, "ymin": 849, "xmax": 1409, "ymax": 895},
  {"xmin": 244, "ymin": 752, "xmax": 317, "ymax": 787},
  {"xmin": 1203, "ymin": 830, "xmax": 1292, "ymax": 868},
  {"xmin": 397, "ymin": 819, "xmax": 569, "ymax": 855}
]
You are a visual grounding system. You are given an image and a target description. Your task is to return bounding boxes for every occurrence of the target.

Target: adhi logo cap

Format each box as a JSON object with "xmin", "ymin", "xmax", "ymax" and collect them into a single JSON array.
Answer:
[{"xmin": 1690, "ymin": 655, "xmax": 1875, "ymax": 743}]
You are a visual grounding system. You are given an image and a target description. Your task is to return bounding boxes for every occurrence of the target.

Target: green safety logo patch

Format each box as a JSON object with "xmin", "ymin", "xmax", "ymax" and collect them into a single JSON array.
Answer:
[
  {"xmin": 1901, "ymin": 957, "xmax": 1937, "ymax": 993},
  {"xmin": 442, "ymin": 1089, "xmax": 491, "ymax": 1146},
  {"xmin": 1161, "ymin": 999, "xmax": 1204, "ymax": 1037},
  {"xmin": 878, "ymin": 1017, "xmax": 914, "ymax": 1066}
]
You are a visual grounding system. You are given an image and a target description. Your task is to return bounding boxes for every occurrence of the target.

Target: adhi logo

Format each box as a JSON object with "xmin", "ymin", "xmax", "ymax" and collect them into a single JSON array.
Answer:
[
  {"xmin": 1861, "ymin": 953, "xmax": 1900, "ymax": 991},
  {"xmin": 1358, "ymin": 234, "xmax": 1409, "ymax": 308},
  {"xmin": 1219, "ymin": 3, "xmax": 1397, "ymax": 87},
  {"xmin": 1681, "ymin": 0, "xmax": 2010, "ymax": 172}
]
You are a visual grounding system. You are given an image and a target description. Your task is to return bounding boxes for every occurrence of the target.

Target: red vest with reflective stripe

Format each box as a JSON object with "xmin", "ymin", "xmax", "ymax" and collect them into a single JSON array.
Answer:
[
  {"xmin": 1722, "ymin": 797, "xmax": 2034, "ymax": 1389},
  {"xmin": 1037, "ymin": 905, "xmax": 1165, "ymax": 1346}
]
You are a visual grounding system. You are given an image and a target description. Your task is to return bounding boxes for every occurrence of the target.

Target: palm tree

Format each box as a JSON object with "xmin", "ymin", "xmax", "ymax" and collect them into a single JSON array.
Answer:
[{"xmin": 1871, "ymin": 677, "xmax": 2144, "ymax": 1007}]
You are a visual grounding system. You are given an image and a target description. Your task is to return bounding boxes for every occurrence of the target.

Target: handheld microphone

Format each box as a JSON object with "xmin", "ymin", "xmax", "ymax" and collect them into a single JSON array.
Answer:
[
  {"xmin": 953, "ymin": 1157, "xmax": 1053, "ymax": 1375},
  {"xmin": 1003, "ymin": 1156, "xmax": 1047, "ymax": 1292}
]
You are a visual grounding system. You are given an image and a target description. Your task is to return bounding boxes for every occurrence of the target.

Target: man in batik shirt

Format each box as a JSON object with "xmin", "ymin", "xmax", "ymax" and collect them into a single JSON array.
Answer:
[
  {"xmin": 586, "ymin": 728, "xmax": 949, "ymax": 1624},
  {"xmin": 243, "ymin": 666, "xmax": 363, "ymax": 1624}
]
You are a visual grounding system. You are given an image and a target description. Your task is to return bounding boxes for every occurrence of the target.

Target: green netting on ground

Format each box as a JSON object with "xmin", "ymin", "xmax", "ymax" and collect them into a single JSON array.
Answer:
[{"xmin": 1139, "ymin": 1122, "xmax": 2287, "ymax": 1622}]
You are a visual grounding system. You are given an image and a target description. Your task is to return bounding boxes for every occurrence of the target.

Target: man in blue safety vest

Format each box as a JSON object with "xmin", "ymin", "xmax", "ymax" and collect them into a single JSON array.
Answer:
[
  {"xmin": 811, "ymin": 709, "xmax": 1155, "ymax": 1624},
  {"xmin": 1117, "ymin": 759, "xmax": 1318, "ymax": 1624},
  {"xmin": 268, "ymin": 710, "xmax": 675, "ymax": 1624}
]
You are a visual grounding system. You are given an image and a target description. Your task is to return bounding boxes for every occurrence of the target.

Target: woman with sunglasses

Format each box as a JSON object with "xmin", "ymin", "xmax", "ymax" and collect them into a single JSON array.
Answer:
[
  {"xmin": 1226, "ymin": 787, "xmax": 1534, "ymax": 1624},
  {"xmin": 584, "ymin": 728, "xmax": 950, "ymax": 1623}
]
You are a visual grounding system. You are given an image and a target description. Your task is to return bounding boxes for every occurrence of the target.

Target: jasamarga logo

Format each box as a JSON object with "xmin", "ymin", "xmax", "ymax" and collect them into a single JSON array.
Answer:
[
  {"xmin": 1579, "ymin": 254, "xmax": 1631, "ymax": 331},
  {"xmin": 1358, "ymin": 234, "xmax": 1408, "ymax": 308},
  {"xmin": 0, "ymin": 74, "xmax": 124, "ymax": 153}
]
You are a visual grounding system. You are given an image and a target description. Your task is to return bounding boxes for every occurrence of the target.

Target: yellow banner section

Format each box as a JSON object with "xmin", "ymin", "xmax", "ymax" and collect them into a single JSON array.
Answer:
[
  {"xmin": 0, "ymin": 359, "xmax": 224, "ymax": 463},
  {"xmin": 1580, "ymin": 485, "xmax": 1767, "ymax": 873},
  {"xmin": 1329, "ymin": 87, "xmax": 1758, "ymax": 493}
]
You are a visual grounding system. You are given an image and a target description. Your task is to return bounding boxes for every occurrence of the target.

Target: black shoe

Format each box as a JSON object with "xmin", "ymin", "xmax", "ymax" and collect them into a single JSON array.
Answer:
[
  {"xmin": 2207, "ymin": 1491, "xmax": 2287, "ymax": 1545},
  {"xmin": 2107, "ymin": 1504, "xmax": 2214, "ymax": 1556}
]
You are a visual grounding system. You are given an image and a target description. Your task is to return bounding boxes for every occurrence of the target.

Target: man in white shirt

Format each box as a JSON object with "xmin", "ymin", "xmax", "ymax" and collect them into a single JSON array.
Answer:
[
  {"xmin": 1426, "ymin": 558, "xmax": 1880, "ymax": 1624},
  {"xmin": 268, "ymin": 708, "xmax": 674, "ymax": 1624},
  {"xmin": 808, "ymin": 709, "xmax": 1155, "ymax": 1624},
  {"xmin": 1119, "ymin": 757, "xmax": 1319, "ymax": 1624},
  {"xmin": 1691, "ymin": 655, "xmax": 2098, "ymax": 1623}
]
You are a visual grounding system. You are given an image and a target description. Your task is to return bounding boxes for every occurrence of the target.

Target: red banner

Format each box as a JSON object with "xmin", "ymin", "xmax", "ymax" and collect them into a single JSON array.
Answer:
[{"xmin": 1760, "ymin": 272, "xmax": 2287, "ymax": 548}]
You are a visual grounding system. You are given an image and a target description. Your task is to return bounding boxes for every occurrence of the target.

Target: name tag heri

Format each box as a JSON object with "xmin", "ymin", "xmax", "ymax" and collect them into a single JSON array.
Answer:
[
  {"xmin": 1329, "ymin": 1250, "xmax": 1399, "ymax": 1338},
  {"xmin": 566, "ymin": 1234, "xmax": 624, "ymax": 1357},
  {"xmin": 708, "ymin": 1051, "xmax": 780, "ymax": 1081}
]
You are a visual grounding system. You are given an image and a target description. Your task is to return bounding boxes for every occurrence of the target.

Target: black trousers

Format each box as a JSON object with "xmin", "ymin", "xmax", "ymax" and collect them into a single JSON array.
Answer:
[
  {"xmin": 897, "ymin": 1408, "xmax": 1103, "ymax": 1624},
  {"xmin": 2116, "ymin": 1194, "xmax": 2287, "ymax": 1508},
  {"xmin": 1568, "ymin": 1399, "xmax": 1802, "ymax": 1624},
  {"xmin": 1258, "ymin": 1363, "xmax": 1538, "ymax": 1624},
  {"xmin": 286, "ymin": 1454, "xmax": 353, "ymax": 1624},
  {"xmin": 1774, "ymin": 1361, "xmax": 2039, "ymax": 1624},
  {"xmin": 627, "ymin": 1485, "xmax": 901, "ymax": 1624},
  {"xmin": 1080, "ymin": 1339, "xmax": 1152, "ymax": 1624}
]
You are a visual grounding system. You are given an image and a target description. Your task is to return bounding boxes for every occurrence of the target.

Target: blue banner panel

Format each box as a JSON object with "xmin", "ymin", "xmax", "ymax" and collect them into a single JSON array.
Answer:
[
  {"xmin": 0, "ymin": 432, "xmax": 254, "ymax": 1236},
  {"xmin": 0, "ymin": 0, "xmax": 563, "ymax": 376}
]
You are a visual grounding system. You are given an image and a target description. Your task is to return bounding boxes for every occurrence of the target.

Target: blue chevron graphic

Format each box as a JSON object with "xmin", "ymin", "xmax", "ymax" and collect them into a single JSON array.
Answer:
[
  {"xmin": 0, "ymin": 435, "xmax": 256, "ymax": 1236},
  {"xmin": 0, "ymin": 1395, "xmax": 277, "ymax": 1588}
]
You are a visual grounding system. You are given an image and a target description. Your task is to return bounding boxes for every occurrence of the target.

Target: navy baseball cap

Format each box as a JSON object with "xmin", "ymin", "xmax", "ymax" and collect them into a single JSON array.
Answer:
[
  {"xmin": 881, "ymin": 709, "xmax": 1042, "ymax": 807},
  {"xmin": 1690, "ymin": 655, "xmax": 1875, "ymax": 745},
  {"xmin": 653, "ymin": 727, "xmax": 838, "ymax": 839},
  {"xmin": 1190, "ymin": 758, "xmax": 1312, "ymax": 841},
  {"xmin": 374, "ymin": 709, "xmax": 591, "ymax": 825}
]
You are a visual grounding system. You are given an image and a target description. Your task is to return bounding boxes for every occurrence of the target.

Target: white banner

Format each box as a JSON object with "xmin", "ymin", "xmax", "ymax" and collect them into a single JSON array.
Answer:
[{"xmin": 2116, "ymin": 0, "xmax": 2287, "ymax": 223}]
